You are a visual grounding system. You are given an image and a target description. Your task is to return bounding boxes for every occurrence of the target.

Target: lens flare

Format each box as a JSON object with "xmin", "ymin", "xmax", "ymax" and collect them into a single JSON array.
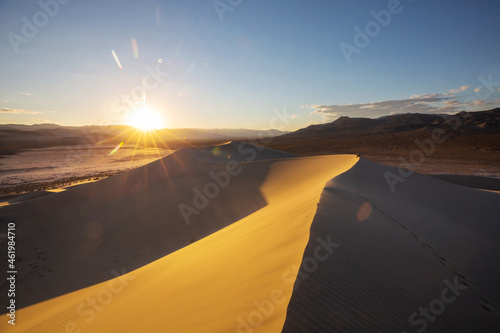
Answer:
[
  {"xmin": 131, "ymin": 39, "xmax": 139, "ymax": 58},
  {"xmin": 356, "ymin": 201, "xmax": 372, "ymax": 222},
  {"xmin": 211, "ymin": 147, "xmax": 222, "ymax": 156},
  {"xmin": 109, "ymin": 142, "xmax": 124, "ymax": 155},
  {"xmin": 111, "ymin": 49, "xmax": 122, "ymax": 70}
]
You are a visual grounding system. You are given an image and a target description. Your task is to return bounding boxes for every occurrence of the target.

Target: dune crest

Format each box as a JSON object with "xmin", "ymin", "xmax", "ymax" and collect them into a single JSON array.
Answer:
[
  {"xmin": 3, "ymin": 142, "xmax": 499, "ymax": 332},
  {"xmin": 283, "ymin": 158, "xmax": 500, "ymax": 332},
  {"xmin": 1, "ymin": 149, "xmax": 358, "ymax": 332}
]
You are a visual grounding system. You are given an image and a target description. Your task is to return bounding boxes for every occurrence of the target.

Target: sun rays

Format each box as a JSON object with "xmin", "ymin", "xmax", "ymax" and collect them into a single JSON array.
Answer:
[{"xmin": 126, "ymin": 107, "xmax": 165, "ymax": 131}]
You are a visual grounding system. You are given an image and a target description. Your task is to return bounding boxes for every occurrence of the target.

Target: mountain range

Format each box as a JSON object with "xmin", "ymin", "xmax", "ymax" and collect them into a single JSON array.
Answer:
[
  {"xmin": 287, "ymin": 109, "xmax": 500, "ymax": 136},
  {"xmin": 265, "ymin": 109, "xmax": 500, "ymax": 163},
  {"xmin": 1, "ymin": 109, "xmax": 499, "ymax": 161},
  {"xmin": 0, "ymin": 125, "xmax": 286, "ymax": 156}
]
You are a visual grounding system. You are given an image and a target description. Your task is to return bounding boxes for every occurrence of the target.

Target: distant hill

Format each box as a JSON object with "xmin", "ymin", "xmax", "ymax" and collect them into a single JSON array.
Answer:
[
  {"xmin": 286, "ymin": 109, "xmax": 500, "ymax": 137},
  {"xmin": 0, "ymin": 123, "xmax": 64, "ymax": 131},
  {"xmin": 0, "ymin": 124, "xmax": 288, "ymax": 156},
  {"xmin": 264, "ymin": 108, "xmax": 500, "ymax": 164}
]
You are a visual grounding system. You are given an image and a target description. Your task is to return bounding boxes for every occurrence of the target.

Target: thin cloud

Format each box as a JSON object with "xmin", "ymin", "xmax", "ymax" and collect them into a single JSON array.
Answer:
[
  {"xmin": 449, "ymin": 85, "xmax": 470, "ymax": 93},
  {"xmin": 302, "ymin": 92, "xmax": 500, "ymax": 120},
  {"xmin": 0, "ymin": 108, "xmax": 39, "ymax": 114},
  {"xmin": 19, "ymin": 92, "xmax": 32, "ymax": 96},
  {"xmin": 30, "ymin": 118, "xmax": 50, "ymax": 123},
  {"xmin": 464, "ymin": 99, "xmax": 500, "ymax": 107},
  {"xmin": 303, "ymin": 93, "xmax": 456, "ymax": 119}
]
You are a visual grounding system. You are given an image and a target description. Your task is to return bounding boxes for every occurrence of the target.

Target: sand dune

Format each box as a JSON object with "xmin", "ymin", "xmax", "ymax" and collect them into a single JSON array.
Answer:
[
  {"xmin": 1, "ymin": 142, "xmax": 499, "ymax": 332},
  {"xmin": 283, "ymin": 158, "xmax": 500, "ymax": 332},
  {"xmin": 0, "ymin": 142, "xmax": 356, "ymax": 332},
  {"xmin": 0, "ymin": 142, "xmax": 300, "ymax": 308}
]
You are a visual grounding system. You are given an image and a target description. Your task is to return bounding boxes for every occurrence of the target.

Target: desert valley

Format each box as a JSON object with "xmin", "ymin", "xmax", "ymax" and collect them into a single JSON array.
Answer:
[
  {"xmin": 1, "ymin": 109, "xmax": 500, "ymax": 332},
  {"xmin": 1, "ymin": 1, "xmax": 500, "ymax": 332}
]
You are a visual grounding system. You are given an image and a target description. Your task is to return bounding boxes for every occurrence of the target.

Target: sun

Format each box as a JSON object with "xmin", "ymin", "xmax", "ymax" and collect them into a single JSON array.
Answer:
[{"xmin": 126, "ymin": 107, "xmax": 165, "ymax": 130}]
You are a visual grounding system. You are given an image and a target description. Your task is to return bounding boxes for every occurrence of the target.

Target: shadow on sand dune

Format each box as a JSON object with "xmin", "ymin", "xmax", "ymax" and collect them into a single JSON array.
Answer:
[
  {"xmin": 0, "ymin": 142, "xmax": 295, "ymax": 309},
  {"xmin": 283, "ymin": 158, "xmax": 500, "ymax": 332}
]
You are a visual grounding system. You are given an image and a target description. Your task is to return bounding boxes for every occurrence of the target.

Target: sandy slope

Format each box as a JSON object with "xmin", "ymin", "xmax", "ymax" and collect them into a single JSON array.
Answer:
[
  {"xmin": 0, "ymin": 143, "xmax": 357, "ymax": 332},
  {"xmin": 2, "ymin": 142, "xmax": 499, "ymax": 332},
  {"xmin": 283, "ymin": 158, "xmax": 500, "ymax": 332},
  {"xmin": 0, "ymin": 142, "xmax": 297, "ymax": 309}
]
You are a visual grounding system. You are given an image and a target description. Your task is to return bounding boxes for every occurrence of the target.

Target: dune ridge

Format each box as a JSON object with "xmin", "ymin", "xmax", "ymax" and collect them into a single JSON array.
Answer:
[
  {"xmin": 2, "ymin": 142, "xmax": 499, "ymax": 332},
  {"xmin": 283, "ymin": 158, "xmax": 500, "ymax": 332},
  {"xmin": 0, "ymin": 142, "xmax": 299, "ymax": 309},
  {"xmin": 0, "ymin": 145, "xmax": 358, "ymax": 332}
]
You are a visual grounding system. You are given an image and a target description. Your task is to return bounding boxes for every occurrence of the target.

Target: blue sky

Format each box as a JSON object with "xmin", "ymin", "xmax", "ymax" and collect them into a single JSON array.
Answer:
[{"xmin": 1, "ymin": 0, "xmax": 499, "ymax": 130}]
